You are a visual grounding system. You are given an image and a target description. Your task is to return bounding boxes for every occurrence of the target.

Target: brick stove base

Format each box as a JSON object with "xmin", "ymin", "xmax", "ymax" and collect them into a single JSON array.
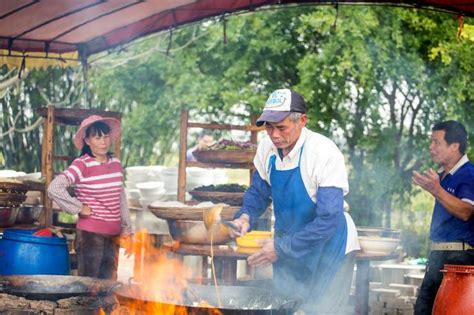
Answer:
[{"xmin": 0, "ymin": 293, "xmax": 119, "ymax": 314}]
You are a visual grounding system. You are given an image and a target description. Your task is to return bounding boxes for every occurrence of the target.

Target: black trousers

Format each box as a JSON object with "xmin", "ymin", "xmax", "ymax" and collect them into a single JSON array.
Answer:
[
  {"xmin": 414, "ymin": 249, "xmax": 474, "ymax": 315},
  {"xmin": 75, "ymin": 229, "xmax": 120, "ymax": 280}
]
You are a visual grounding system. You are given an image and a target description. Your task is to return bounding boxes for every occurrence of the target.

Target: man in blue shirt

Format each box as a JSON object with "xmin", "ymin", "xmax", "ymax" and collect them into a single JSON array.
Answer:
[
  {"xmin": 231, "ymin": 89, "xmax": 360, "ymax": 313},
  {"xmin": 186, "ymin": 130, "xmax": 215, "ymax": 161},
  {"xmin": 413, "ymin": 120, "xmax": 474, "ymax": 314}
]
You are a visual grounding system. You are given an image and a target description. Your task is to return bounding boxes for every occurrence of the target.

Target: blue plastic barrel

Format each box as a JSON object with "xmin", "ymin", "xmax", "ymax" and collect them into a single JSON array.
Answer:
[{"xmin": 0, "ymin": 229, "xmax": 70, "ymax": 275}]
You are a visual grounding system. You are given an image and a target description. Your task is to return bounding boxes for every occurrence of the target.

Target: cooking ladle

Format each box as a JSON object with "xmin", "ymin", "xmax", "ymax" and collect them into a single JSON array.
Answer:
[{"xmin": 203, "ymin": 204, "xmax": 241, "ymax": 235}]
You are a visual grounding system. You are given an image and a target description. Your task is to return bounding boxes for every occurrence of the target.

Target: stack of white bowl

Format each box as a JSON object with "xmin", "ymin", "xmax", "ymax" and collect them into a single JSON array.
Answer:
[
  {"xmin": 160, "ymin": 167, "xmax": 178, "ymax": 201},
  {"xmin": 125, "ymin": 166, "xmax": 229, "ymax": 204},
  {"xmin": 125, "ymin": 166, "xmax": 148, "ymax": 208},
  {"xmin": 212, "ymin": 169, "xmax": 229, "ymax": 185},
  {"xmin": 125, "ymin": 166, "xmax": 164, "ymax": 208},
  {"xmin": 136, "ymin": 181, "xmax": 166, "ymax": 209},
  {"xmin": 186, "ymin": 167, "xmax": 214, "ymax": 191}
]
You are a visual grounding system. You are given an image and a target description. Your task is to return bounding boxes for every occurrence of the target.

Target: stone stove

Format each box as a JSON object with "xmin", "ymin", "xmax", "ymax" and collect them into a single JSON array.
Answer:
[{"xmin": 0, "ymin": 293, "xmax": 118, "ymax": 314}]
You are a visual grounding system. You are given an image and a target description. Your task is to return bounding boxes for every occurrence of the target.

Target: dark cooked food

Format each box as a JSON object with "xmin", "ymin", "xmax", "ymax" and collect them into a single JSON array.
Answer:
[
  {"xmin": 202, "ymin": 139, "xmax": 257, "ymax": 151},
  {"xmin": 194, "ymin": 184, "xmax": 248, "ymax": 192}
]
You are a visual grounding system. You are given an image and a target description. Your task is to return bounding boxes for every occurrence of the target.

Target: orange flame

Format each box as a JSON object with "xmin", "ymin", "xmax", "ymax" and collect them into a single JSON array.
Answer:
[{"xmin": 113, "ymin": 229, "xmax": 222, "ymax": 314}]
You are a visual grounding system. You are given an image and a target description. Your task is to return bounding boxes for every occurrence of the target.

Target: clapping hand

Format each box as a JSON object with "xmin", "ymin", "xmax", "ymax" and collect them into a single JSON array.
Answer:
[{"xmin": 412, "ymin": 169, "xmax": 442, "ymax": 196}]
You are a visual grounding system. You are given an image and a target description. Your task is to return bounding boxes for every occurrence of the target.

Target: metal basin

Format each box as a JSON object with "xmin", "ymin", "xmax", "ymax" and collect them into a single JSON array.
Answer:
[
  {"xmin": 0, "ymin": 207, "xmax": 19, "ymax": 227},
  {"xmin": 15, "ymin": 205, "xmax": 43, "ymax": 224},
  {"xmin": 167, "ymin": 220, "xmax": 232, "ymax": 244}
]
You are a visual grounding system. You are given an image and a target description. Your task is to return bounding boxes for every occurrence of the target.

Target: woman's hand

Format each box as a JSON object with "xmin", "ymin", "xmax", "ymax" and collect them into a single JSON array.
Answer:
[
  {"xmin": 230, "ymin": 214, "xmax": 250, "ymax": 238},
  {"xmin": 79, "ymin": 205, "xmax": 92, "ymax": 217},
  {"xmin": 120, "ymin": 234, "xmax": 134, "ymax": 258}
]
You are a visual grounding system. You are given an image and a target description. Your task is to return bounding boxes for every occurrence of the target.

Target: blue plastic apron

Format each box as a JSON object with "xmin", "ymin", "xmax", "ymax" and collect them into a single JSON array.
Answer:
[{"xmin": 269, "ymin": 145, "xmax": 347, "ymax": 305}]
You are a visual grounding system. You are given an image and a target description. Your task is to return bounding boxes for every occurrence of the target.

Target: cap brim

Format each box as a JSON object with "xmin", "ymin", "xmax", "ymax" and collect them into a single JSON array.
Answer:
[{"xmin": 256, "ymin": 111, "xmax": 291, "ymax": 126}]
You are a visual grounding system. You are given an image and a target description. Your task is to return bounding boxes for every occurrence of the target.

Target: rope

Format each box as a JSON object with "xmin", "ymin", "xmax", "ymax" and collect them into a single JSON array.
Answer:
[
  {"xmin": 0, "ymin": 68, "xmax": 16, "ymax": 81},
  {"xmin": 0, "ymin": 68, "xmax": 28, "ymax": 90},
  {"xmin": 89, "ymin": 26, "xmax": 208, "ymax": 68},
  {"xmin": 0, "ymin": 113, "xmax": 44, "ymax": 138}
]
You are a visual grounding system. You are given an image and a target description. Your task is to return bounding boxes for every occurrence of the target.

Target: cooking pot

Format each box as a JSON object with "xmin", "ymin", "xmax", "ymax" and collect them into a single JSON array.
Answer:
[
  {"xmin": 15, "ymin": 205, "xmax": 43, "ymax": 224},
  {"xmin": 0, "ymin": 275, "xmax": 119, "ymax": 301},
  {"xmin": 167, "ymin": 220, "xmax": 232, "ymax": 244},
  {"xmin": 115, "ymin": 283, "xmax": 300, "ymax": 314}
]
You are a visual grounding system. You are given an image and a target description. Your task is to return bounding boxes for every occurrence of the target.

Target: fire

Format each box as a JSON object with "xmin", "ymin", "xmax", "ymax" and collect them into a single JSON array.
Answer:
[{"xmin": 111, "ymin": 229, "xmax": 222, "ymax": 314}]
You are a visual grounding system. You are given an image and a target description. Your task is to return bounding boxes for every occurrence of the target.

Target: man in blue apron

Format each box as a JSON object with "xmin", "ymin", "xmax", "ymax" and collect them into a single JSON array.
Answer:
[{"xmin": 232, "ymin": 89, "xmax": 360, "ymax": 313}]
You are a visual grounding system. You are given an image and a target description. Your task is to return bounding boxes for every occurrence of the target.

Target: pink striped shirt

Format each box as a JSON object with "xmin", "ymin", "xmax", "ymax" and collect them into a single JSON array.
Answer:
[{"xmin": 63, "ymin": 154, "xmax": 124, "ymax": 234}]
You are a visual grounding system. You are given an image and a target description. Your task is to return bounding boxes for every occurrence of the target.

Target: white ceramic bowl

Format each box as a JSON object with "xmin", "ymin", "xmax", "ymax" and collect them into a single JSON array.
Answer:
[
  {"xmin": 124, "ymin": 180, "xmax": 137, "ymax": 189},
  {"xmin": 136, "ymin": 181, "xmax": 165, "ymax": 192},
  {"xmin": 139, "ymin": 198, "xmax": 154, "ymax": 209},
  {"xmin": 126, "ymin": 166, "xmax": 154, "ymax": 181},
  {"xmin": 126, "ymin": 188, "xmax": 141, "ymax": 199},
  {"xmin": 126, "ymin": 166, "xmax": 150, "ymax": 174},
  {"xmin": 358, "ymin": 236, "xmax": 400, "ymax": 254},
  {"xmin": 127, "ymin": 197, "xmax": 142, "ymax": 208},
  {"xmin": 161, "ymin": 167, "xmax": 178, "ymax": 175},
  {"xmin": 141, "ymin": 190, "xmax": 166, "ymax": 200}
]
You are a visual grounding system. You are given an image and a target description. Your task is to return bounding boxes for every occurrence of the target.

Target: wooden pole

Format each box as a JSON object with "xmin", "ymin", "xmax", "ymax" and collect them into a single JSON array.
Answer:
[
  {"xmin": 42, "ymin": 105, "xmax": 55, "ymax": 227},
  {"xmin": 177, "ymin": 110, "xmax": 189, "ymax": 202},
  {"xmin": 249, "ymin": 114, "xmax": 258, "ymax": 184},
  {"xmin": 114, "ymin": 117, "xmax": 121, "ymax": 160}
]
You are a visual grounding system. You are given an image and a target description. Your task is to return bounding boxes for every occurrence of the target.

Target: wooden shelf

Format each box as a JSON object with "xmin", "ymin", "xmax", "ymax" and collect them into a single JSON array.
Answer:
[
  {"xmin": 36, "ymin": 107, "xmax": 122, "ymax": 126},
  {"xmin": 177, "ymin": 110, "xmax": 260, "ymax": 202},
  {"xmin": 23, "ymin": 181, "xmax": 46, "ymax": 192},
  {"xmin": 186, "ymin": 161, "xmax": 254, "ymax": 169}
]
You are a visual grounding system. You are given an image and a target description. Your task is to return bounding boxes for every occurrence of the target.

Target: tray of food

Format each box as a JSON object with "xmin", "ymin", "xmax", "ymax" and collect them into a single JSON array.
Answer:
[
  {"xmin": 0, "ymin": 179, "xmax": 28, "ymax": 194},
  {"xmin": 192, "ymin": 140, "xmax": 257, "ymax": 164},
  {"xmin": 148, "ymin": 201, "xmax": 239, "ymax": 221},
  {"xmin": 0, "ymin": 192, "xmax": 27, "ymax": 207},
  {"xmin": 189, "ymin": 184, "xmax": 247, "ymax": 206}
]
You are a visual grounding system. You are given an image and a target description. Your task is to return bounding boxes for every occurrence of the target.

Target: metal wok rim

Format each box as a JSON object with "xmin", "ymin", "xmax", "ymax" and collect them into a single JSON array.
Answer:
[
  {"xmin": 0, "ymin": 275, "xmax": 119, "ymax": 301},
  {"xmin": 114, "ymin": 283, "xmax": 300, "ymax": 311}
]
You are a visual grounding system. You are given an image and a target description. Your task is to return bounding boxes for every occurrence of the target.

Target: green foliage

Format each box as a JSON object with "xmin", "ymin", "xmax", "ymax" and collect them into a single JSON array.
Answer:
[
  {"xmin": 393, "ymin": 188, "xmax": 434, "ymax": 258},
  {"xmin": 2, "ymin": 6, "xmax": 473, "ymax": 257},
  {"xmin": 89, "ymin": 7, "xmax": 473, "ymax": 240},
  {"xmin": 0, "ymin": 66, "xmax": 85, "ymax": 172}
]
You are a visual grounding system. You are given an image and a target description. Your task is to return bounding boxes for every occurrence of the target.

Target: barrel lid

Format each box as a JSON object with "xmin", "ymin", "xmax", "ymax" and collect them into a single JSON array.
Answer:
[
  {"xmin": 3, "ymin": 229, "xmax": 67, "ymax": 245},
  {"xmin": 441, "ymin": 264, "xmax": 474, "ymax": 274}
]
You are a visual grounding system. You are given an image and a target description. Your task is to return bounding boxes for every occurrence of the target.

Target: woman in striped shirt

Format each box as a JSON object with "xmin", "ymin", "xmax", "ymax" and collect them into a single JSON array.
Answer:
[{"xmin": 48, "ymin": 115, "xmax": 133, "ymax": 280}]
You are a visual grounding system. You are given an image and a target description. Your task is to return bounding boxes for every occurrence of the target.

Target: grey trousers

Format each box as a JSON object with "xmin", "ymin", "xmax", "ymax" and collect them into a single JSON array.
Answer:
[{"xmin": 75, "ymin": 229, "xmax": 120, "ymax": 280}]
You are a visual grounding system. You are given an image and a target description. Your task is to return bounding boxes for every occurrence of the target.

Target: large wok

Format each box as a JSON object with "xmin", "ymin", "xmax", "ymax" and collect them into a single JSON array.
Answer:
[
  {"xmin": 0, "ymin": 275, "xmax": 119, "ymax": 301},
  {"xmin": 115, "ymin": 283, "xmax": 301, "ymax": 315}
]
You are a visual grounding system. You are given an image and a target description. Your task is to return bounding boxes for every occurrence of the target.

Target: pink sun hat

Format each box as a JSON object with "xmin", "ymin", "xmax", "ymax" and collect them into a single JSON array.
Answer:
[{"xmin": 73, "ymin": 115, "xmax": 121, "ymax": 150}]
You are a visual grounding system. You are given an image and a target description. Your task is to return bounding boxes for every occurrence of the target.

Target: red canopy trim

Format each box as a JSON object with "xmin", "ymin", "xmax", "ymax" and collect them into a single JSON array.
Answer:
[{"xmin": 0, "ymin": 0, "xmax": 473, "ymax": 59}]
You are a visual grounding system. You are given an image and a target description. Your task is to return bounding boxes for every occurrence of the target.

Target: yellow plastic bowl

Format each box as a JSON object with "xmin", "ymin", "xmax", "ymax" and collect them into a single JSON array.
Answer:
[
  {"xmin": 245, "ymin": 231, "xmax": 273, "ymax": 238},
  {"xmin": 236, "ymin": 230, "xmax": 273, "ymax": 248}
]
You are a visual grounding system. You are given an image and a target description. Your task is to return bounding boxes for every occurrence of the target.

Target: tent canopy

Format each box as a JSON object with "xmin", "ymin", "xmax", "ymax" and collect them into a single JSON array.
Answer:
[{"xmin": 1, "ymin": 0, "xmax": 473, "ymax": 60}]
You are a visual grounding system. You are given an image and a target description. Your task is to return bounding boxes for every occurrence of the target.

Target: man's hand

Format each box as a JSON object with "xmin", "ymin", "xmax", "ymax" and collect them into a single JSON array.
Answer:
[
  {"xmin": 247, "ymin": 238, "xmax": 278, "ymax": 267},
  {"xmin": 79, "ymin": 205, "xmax": 92, "ymax": 217},
  {"xmin": 412, "ymin": 169, "xmax": 442, "ymax": 197},
  {"xmin": 414, "ymin": 169, "xmax": 474, "ymax": 221},
  {"xmin": 230, "ymin": 214, "xmax": 250, "ymax": 238}
]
